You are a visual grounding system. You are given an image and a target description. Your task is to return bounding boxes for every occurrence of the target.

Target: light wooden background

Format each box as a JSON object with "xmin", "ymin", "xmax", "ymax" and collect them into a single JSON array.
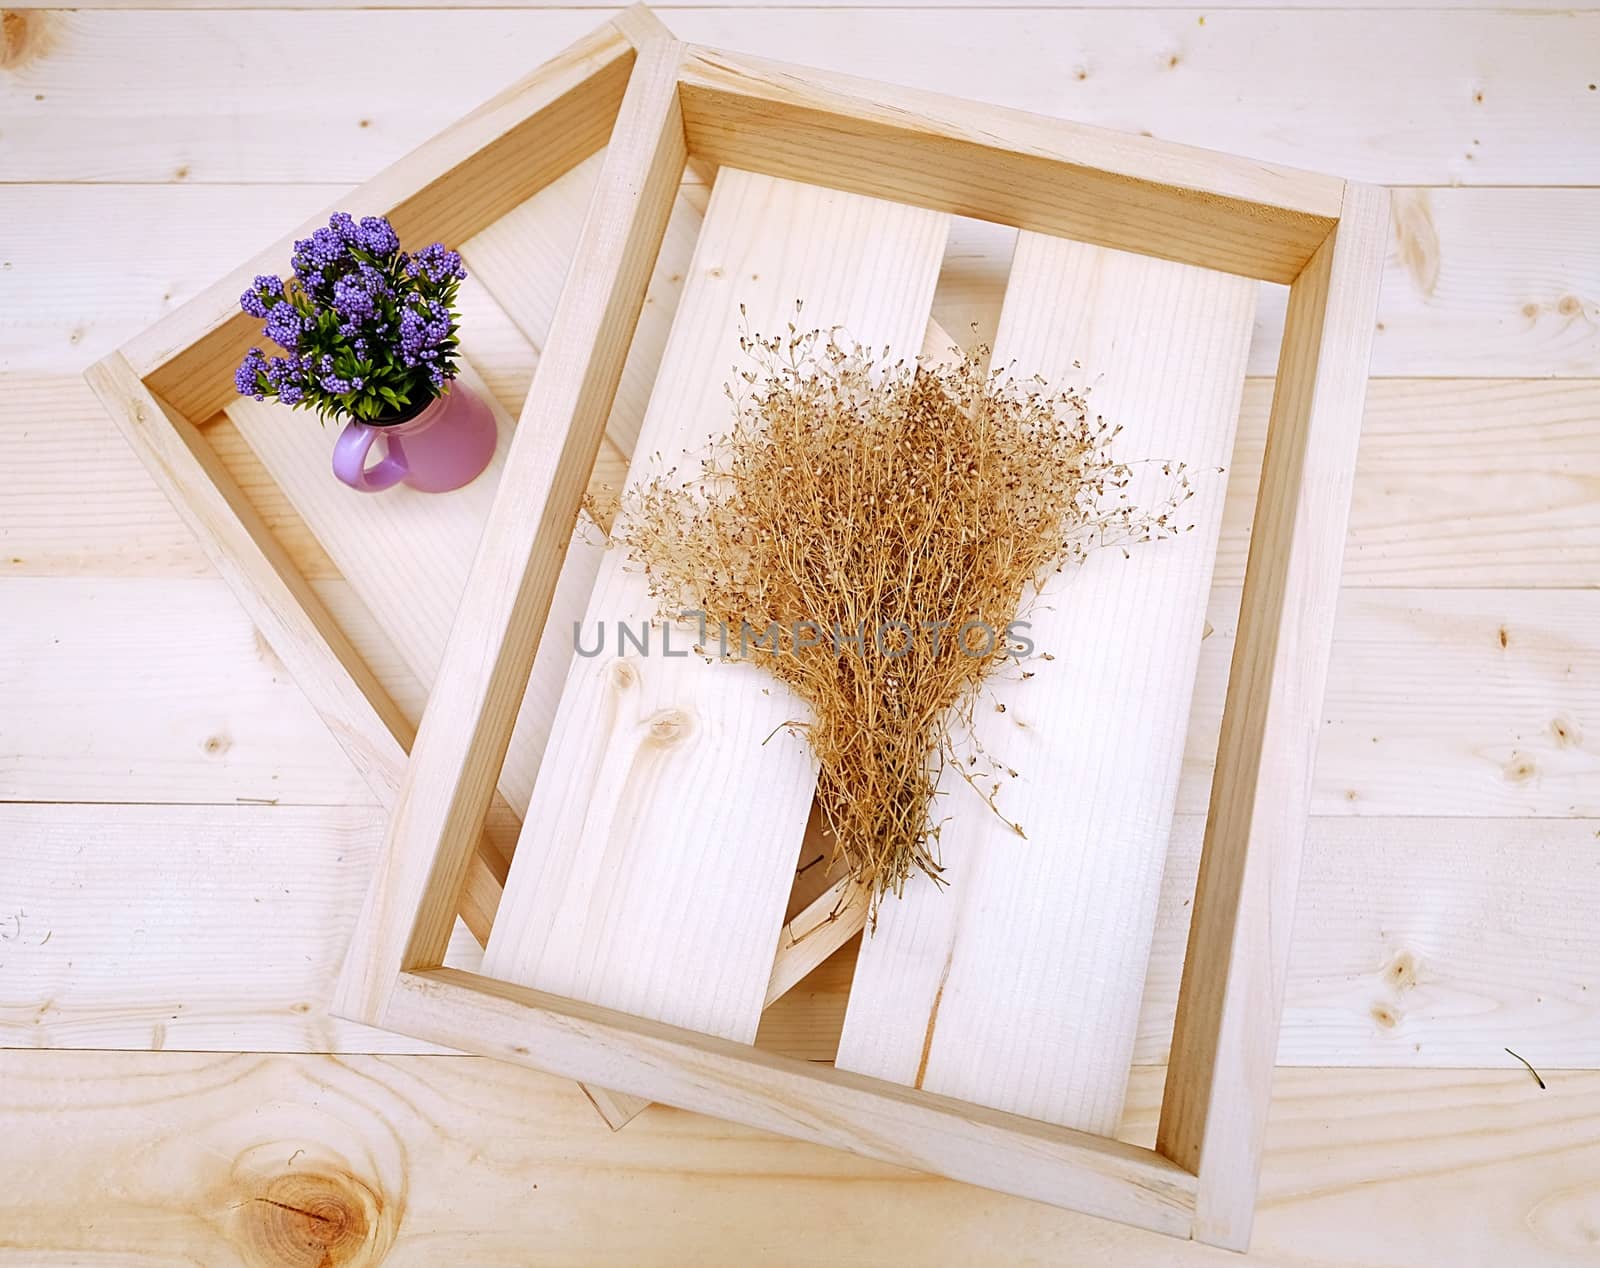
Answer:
[{"xmin": 3, "ymin": 4, "xmax": 1599, "ymax": 1265}]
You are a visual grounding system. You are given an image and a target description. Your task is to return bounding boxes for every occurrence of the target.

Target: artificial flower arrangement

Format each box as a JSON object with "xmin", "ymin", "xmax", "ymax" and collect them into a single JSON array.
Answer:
[{"xmin": 233, "ymin": 213, "xmax": 497, "ymax": 494}]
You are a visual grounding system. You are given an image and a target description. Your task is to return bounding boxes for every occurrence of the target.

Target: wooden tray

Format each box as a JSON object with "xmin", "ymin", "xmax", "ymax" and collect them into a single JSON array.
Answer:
[
  {"xmin": 83, "ymin": 8, "xmax": 863, "ymax": 1131},
  {"xmin": 92, "ymin": 6, "xmax": 1386, "ymax": 1251}
]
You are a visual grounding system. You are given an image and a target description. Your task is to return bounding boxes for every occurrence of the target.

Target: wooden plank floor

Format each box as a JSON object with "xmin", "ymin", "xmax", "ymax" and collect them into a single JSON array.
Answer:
[{"xmin": 2, "ymin": 5, "xmax": 1597, "ymax": 1263}]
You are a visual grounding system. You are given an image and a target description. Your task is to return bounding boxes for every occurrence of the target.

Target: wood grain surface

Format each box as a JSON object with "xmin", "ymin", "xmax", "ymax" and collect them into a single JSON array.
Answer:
[
  {"xmin": 2, "ymin": 5, "xmax": 1597, "ymax": 1263},
  {"xmin": 482, "ymin": 169, "xmax": 948, "ymax": 1039},
  {"xmin": 837, "ymin": 233, "xmax": 1255, "ymax": 1134}
]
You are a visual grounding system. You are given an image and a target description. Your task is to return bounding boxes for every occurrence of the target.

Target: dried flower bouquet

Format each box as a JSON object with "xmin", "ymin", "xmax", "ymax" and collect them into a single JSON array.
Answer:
[{"xmin": 619, "ymin": 323, "xmax": 1192, "ymax": 904}]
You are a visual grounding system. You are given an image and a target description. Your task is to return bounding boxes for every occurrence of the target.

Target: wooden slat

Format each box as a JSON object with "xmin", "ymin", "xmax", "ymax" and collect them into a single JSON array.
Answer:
[
  {"xmin": 8, "ymin": 0, "xmax": 1583, "ymax": 10},
  {"xmin": 17, "ymin": 185, "xmax": 1600, "ymax": 381},
  {"xmin": 1160, "ymin": 184, "xmax": 1390, "ymax": 1250},
  {"xmin": 4, "ymin": 12, "xmax": 1595, "ymax": 187},
  {"xmin": 481, "ymin": 169, "xmax": 949, "ymax": 1041},
  {"xmin": 1186, "ymin": 585, "xmax": 1600, "ymax": 820},
  {"xmin": 1284, "ymin": 186, "xmax": 1600, "ymax": 378},
  {"xmin": 208, "ymin": 419, "xmax": 351, "ymax": 579},
  {"xmin": 1, "ymin": 177, "xmax": 727, "ymax": 380},
  {"xmin": 835, "ymin": 233, "xmax": 1254, "ymax": 1134},
  {"xmin": 1, "ymin": 183, "xmax": 328, "ymax": 374},
  {"xmin": 10, "ymin": 577, "xmax": 1599, "ymax": 818},
  {"xmin": 759, "ymin": 813, "xmax": 1600, "ymax": 1069},
  {"xmin": 2, "ymin": 375, "xmax": 227, "ymax": 576},
  {"xmin": 1223, "ymin": 377, "xmax": 1600, "ymax": 588},
  {"xmin": 14, "ymin": 372, "xmax": 1600, "ymax": 589},
  {"xmin": 0, "ymin": 576, "xmax": 370, "ymax": 806},
  {"xmin": 0, "ymin": 803, "xmax": 475, "ymax": 1054},
  {"xmin": 332, "ymin": 33, "xmax": 689, "ymax": 1025},
  {"xmin": 765, "ymin": 880, "xmax": 865, "ymax": 1009},
  {"xmin": 679, "ymin": 47, "xmax": 1339, "ymax": 285},
  {"xmin": 71, "ymin": 277, "xmax": 528, "ymax": 601},
  {"xmin": 932, "ymin": 189, "xmax": 1600, "ymax": 381},
  {"xmin": 392, "ymin": 966, "xmax": 1200, "ymax": 1238},
  {"xmin": 6, "ymin": 1050, "xmax": 1585, "ymax": 1267},
  {"xmin": 6, "ymin": 802, "xmax": 1597, "ymax": 1067},
  {"xmin": 1152, "ymin": 814, "xmax": 1600, "ymax": 1070}
]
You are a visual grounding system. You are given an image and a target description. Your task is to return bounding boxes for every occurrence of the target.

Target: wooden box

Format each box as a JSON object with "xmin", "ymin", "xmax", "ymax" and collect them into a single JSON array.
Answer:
[
  {"xmin": 82, "ymin": 6, "xmax": 711, "ymax": 1129},
  {"xmin": 91, "ymin": 7, "xmax": 1386, "ymax": 1251}
]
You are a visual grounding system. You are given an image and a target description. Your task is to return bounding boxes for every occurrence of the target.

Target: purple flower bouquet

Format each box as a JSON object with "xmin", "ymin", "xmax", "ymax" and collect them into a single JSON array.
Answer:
[{"xmin": 235, "ymin": 212, "xmax": 468, "ymax": 425}]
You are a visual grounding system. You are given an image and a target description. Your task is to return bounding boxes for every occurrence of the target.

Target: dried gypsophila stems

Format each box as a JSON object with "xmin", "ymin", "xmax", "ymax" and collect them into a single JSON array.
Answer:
[{"xmin": 615, "ymin": 320, "xmax": 1196, "ymax": 908}]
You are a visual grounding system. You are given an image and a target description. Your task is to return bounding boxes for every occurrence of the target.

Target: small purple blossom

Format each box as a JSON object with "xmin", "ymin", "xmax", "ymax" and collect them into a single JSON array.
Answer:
[
  {"xmin": 291, "ymin": 226, "xmax": 346, "ymax": 284},
  {"xmin": 332, "ymin": 275, "xmax": 378, "ymax": 330},
  {"xmin": 263, "ymin": 302, "xmax": 306, "ymax": 351},
  {"xmin": 356, "ymin": 261, "xmax": 393, "ymax": 298},
  {"xmin": 239, "ymin": 274, "xmax": 285, "ymax": 319},
  {"xmin": 329, "ymin": 211, "xmax": 360, "ymax": 244},
  {"xmin": 266, "ymin": 355, "xmax": 310, "ymax": 406},
  {"xmin": 357, "ymin": 216, "xmax": 400, "ymax": 257},
  {"xmin": 399, "ymin": 300, "xmax": 452, "ymax": 368},
  {"xmin": 406, "ymin": 242, "xmax": 466, "ymax": 285},
  {"xmin": 234, "ymin": 348, "xmax": 270, "ymax": 400}
]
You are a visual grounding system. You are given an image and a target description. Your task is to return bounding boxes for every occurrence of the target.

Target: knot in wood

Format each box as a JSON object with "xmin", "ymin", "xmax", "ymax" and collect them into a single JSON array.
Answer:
[
  {"xmin": 235, "ymin": 1169, "xmax": 387, "ymax": 1268},
  {"xmin": 646, "ymin": 708, "xmax": 692, "ymax": 745}
]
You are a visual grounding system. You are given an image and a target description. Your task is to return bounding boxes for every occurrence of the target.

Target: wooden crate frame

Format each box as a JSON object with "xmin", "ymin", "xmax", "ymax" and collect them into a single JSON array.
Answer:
[
  {"xmin": 84, "ymin": 4, "xmax": 874, "ymax": 1132},
  {"xmin": 90, "ymin": 6, "xmax": 1386, "ymax": 1251},
  {"xmin": 82, "ymin": 13, "xmax": 644, "ymax": 950}
]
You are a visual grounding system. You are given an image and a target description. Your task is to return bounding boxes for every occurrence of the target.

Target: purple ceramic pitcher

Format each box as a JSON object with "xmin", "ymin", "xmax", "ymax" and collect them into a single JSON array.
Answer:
[{"xmin": 332, "ymin": 381, "xmax": 498, "ymax": 494}]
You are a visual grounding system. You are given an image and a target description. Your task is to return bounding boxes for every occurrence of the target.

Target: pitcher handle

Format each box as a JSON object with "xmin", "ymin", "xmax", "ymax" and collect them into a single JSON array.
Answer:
[{"xmin": 332, "ymin": 421, "xmax": 408, "ymax": 493}]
